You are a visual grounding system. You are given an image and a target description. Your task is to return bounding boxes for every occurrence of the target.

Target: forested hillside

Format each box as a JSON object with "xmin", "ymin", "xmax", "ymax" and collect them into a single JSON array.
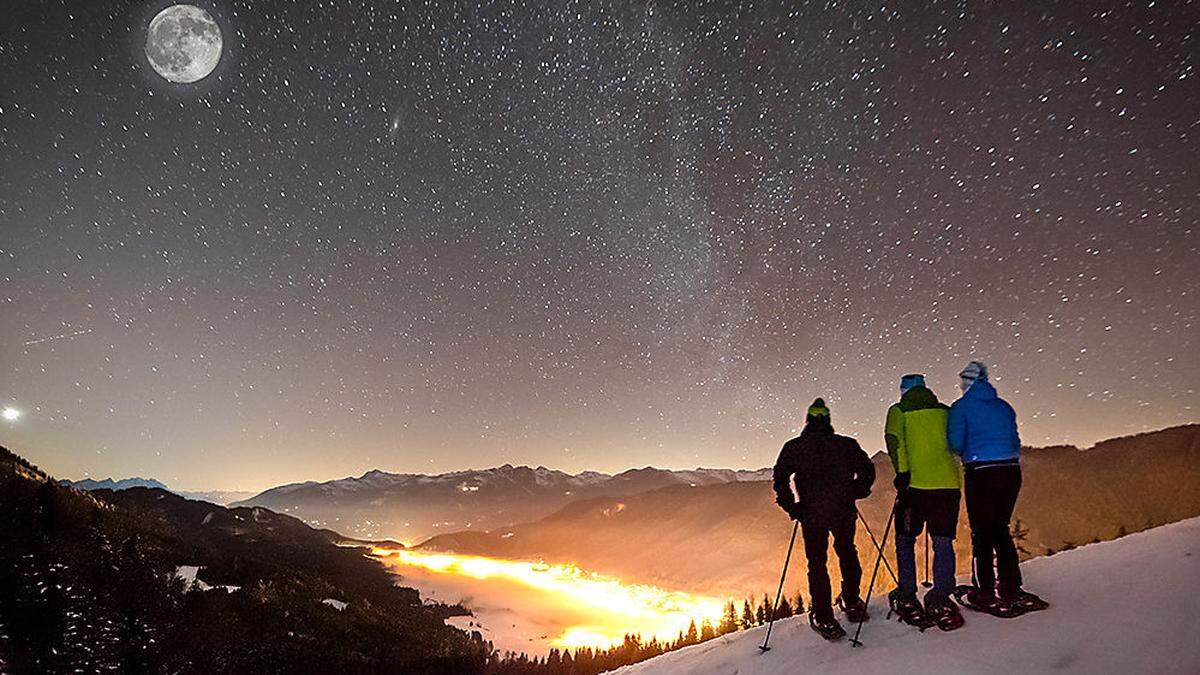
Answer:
[{"xmin": 0, "ymin": 445, "xmax": 490, "ymax": 674}]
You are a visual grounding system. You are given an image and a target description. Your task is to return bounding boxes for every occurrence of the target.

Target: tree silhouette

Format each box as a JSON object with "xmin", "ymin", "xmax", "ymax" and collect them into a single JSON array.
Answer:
[
  {"xmin": 756, "ymin": 594, "xmax": 770, "ymax": 625},
  {"xmin": 776, "ymin": 595, "xmax": 793, "ymax": 619},
  {"xmin": 718, "ymin": 602, "xmax": 739, "ymax": 634},
  {"xmin": 741, "ymin": 599, "xmax": 755, "ymax": 628}
]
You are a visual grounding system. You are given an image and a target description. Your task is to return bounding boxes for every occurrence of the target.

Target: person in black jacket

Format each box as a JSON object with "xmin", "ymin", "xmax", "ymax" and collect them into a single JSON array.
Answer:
[{"xmin": 773, "ymin": 398, "xmax": 876, "ymax": 638}]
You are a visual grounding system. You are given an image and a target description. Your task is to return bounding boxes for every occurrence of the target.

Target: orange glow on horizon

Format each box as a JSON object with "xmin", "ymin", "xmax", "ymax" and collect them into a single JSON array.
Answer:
[{"xmin": 371, "ymin": 547, "xmax": 728, "ymax": 649}]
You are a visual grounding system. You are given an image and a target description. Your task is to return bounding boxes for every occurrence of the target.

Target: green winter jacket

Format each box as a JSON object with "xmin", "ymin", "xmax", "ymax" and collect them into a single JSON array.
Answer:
[{"xmin": 884, "ymin": 386, "xmax": 961, "ymax": 490}]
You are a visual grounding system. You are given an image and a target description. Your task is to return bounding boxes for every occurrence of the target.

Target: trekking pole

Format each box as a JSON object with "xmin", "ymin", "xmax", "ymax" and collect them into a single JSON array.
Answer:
[
  {"xmin": 759, "ymin": 520, "xmax": 799, "ymax": 653},
  {"xmin": 922, "ymin": 530, "xmax": 932, "ymax": 588},
  {"xmin": 854, "ymin": 508, "xmax": 898, "ymax": 585},
  {"xmin": 849, "ymin": 498, "xmax": 898, "ymax": 648}
]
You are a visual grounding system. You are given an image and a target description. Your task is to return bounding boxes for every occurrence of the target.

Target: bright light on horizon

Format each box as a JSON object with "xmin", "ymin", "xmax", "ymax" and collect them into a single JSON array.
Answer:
[
  {"xmin": 372, "ymin": 547, "xmax": 728, "ymax": 649},
  {"xmin": 1, "ymin": 407, "xmax": 20, "ymax": 422}
]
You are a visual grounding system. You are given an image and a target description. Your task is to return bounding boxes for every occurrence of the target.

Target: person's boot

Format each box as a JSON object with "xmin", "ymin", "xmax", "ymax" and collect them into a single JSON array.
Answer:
[
  {"xmin": 808, "ymin": 609, "xmax": 846, "ymax": 641},
  {"xmin": 999, "ymin": 585, "xmax": 1049, "ymax": 613},
  {"xmin": 887, "ymin": 589, "xmax": 935, "ymax": 629},
  {"xmin": 923, "ymin": 594, "xmax": 964, "ymax": 632},
  {"xmin": 953, "ymin": 586, "xmax": 1022, "ymax": 618},
  {"xmin": 836, "ymin": 594, "xmax": 868, "ymax": 624}
]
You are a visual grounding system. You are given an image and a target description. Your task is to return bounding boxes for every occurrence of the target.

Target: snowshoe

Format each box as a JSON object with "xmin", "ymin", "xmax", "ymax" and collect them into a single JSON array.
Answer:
[
  {"xmin": 836, "ymin": 594, "xmax": 869, "ymax": 624},
  {"xmin": 808, "ymin": 611, "xmax": 846, "ymax": 641},
  {"xmin": 952, "ymin": 584, "xmax": 1023, "ymax": 618},
  {"xmin": 1001, "ymin": 589, "xmax": 1050, "ymax": 614},
  {"xmin": 887, "ymin": 590, "xmax": 935, "ymax": 630},
  {"xmin": 924, "ymin": 597, "xmax": 965, "ymax": 632}
]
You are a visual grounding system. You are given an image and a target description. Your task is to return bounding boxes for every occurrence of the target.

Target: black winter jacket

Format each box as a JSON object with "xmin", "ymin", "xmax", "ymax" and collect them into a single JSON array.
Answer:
[{"xmin": 772, "ymin": 420, "xmax": 876, "ymax": 526}]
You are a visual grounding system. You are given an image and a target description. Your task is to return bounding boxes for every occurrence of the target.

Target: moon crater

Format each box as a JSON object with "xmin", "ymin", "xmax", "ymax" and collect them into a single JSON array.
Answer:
[{"xmin": 145, "ymin": 4, "xmax": 223, "ymax": 84}]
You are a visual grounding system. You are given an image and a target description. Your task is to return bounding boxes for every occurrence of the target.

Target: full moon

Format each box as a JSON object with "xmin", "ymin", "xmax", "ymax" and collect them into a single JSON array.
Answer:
[{"xmin": 144, "ymin": 4, "xmax": 223, "ymax": 84}]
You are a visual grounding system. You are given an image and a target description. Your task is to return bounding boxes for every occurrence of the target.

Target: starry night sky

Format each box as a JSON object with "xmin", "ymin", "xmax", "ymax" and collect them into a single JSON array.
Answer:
[{"xmin": 2, "ymin": 1, "xmax": 1197, "ymax": 490}]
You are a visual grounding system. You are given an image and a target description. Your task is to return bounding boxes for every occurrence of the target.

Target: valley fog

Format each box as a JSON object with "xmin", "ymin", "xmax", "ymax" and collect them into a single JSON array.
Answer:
[{"xmin": 375, "ymin": 548, "xmax": 728, "ymax": 656}]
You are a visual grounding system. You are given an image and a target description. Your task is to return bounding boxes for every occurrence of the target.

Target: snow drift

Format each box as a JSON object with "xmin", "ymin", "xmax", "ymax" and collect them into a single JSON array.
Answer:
[{"xmin": 615, "ymin": 516, "xmax": 1200, "ymax": 674}]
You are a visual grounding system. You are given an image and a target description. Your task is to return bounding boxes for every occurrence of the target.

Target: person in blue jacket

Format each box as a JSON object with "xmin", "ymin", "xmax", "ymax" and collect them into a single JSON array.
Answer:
[{"xmin": 948, "ymin": 361, "xmax": 1043, "ymax": 612}]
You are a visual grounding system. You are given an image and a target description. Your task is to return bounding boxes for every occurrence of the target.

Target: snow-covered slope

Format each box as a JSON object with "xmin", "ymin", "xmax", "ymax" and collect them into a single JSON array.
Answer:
[{"xmin": 615, "ymin": 517, "xmax": 1200, "ymax": 675}]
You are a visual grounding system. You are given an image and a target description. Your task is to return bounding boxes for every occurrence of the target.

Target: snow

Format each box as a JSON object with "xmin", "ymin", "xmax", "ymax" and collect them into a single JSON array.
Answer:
[
  {"xmin": 615, "ymin": 517, "xmax": 1200, "ymax": 675},
  {"xmin": 672, "ymin": 468, "xmax": 773, "ymax": 484},
  {"xmin": 174, "ymin": 565, "xmax": 205, "ymax": 591},
  {"xmin": 574, "ymin": 471, "xmax": 612, "ymax": 486},
  {"xmin": 322, "ymin": 598, "xmax": 348, "ymax": 611},
  {"xmin": 174, "ymin": 566, "xmax": 239, "ymax": 593}
]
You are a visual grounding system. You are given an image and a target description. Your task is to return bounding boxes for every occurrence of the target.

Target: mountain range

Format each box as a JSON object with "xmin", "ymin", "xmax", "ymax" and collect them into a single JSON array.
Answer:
[
  {"xmin": 60, "ymin": 476, "xmax": 169, "ymax": 491},
  {"xmin": 59, "ymin": 476, "xmax": 255, "ymax": 506},
  {"xmin": 5, "ymin": 424, "xmax": 1199, "ymax": 672},
  {"xmin": 416, "ymin": 425, "xmax": 1200, "ymax": 596},
  {"xmin": 234, "ymin": 464, "xmax": 771, "ymax": 542}
]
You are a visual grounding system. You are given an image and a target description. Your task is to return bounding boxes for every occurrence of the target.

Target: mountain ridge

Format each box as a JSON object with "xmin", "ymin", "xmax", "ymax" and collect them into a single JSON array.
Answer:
[
  {"xmin": 245, "ymin": 464, "xmax": 772, "ymax": 497},
  {"xmin": 59, "ymin": 476, "xmax": 255, "ymax": 506},
  {"xmin": 416, "ymin": 424, "xmax": 1200, "ymax": 595},
  {"xmin": 60, "ymin": 476, "xmax": 169, "ymax": 491},
  {"xmin": 234, "ymin": 464, "xmax": 772, "ymax": 542}
]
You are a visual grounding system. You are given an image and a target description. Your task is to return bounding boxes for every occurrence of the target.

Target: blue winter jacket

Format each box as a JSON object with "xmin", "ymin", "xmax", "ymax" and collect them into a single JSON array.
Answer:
[{"xmin": 947, "ymin": 378, "xmax": 1021, "ymax": 465}]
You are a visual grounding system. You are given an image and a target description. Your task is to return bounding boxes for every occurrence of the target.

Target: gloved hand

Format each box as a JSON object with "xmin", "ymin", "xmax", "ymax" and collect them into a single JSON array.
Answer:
[
  {"xmin": 786, "ymin": 503, "xmax": 805, "ymax": 521},
  {"xmin": 893, "ymin": 471, "xmax": 911, "ymax": 491}
]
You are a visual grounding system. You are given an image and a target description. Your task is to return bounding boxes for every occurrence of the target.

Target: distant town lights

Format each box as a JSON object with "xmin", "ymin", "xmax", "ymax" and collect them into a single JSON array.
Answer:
[{"xmin": 2, "ymin": 407, "xmax": 20, "ymax": 422}]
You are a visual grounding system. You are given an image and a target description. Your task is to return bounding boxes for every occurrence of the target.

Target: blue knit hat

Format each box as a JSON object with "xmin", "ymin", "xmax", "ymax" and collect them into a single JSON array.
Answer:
[{"xmin": 900, "ymin": 374, "xmax": 925, "ymax": 394}]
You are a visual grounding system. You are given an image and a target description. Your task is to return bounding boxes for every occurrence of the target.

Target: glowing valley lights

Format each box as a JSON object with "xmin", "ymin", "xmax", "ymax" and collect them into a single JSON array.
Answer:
[{"xmin": 372, "ymin": 547, "xmax": 728, "ymax": 649}]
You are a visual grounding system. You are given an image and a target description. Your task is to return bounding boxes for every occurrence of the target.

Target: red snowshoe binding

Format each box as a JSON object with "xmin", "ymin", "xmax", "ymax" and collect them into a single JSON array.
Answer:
[
  {"xmin": 1001, "ymin": 588, "xmax": 1050, "ymax": 614},
  {"xmin": 837, "ymin": 594, "xmax": 869, "ymax": 624},
  {"xmin": 887, "ymin": 590, "xmax": 935, "ymax": 630},
  {"xmin": 952, "ymin": 584, "xmax": 1023, "ymax": 618},
  {"xmin": 808, "ymin": 610, "xmax": 846, "ymax": 641},
  {"xmin": 924, "ymin": 596, "xmax": 965, "ymax": 632}
]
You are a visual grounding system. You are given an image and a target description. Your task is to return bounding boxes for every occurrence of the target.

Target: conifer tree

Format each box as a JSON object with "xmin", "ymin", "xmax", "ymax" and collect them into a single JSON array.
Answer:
[
  {"xmin": 719, "ymin": 601, "xmax": 739, "ymax": 634},
  {"xmin": 777, "ymin": 595, "xmax": 793, "ymax": 619},
  {"xmin": 756, "ymin": 594, "xmax": 771, "ymax": 625},
  {"xmin": 741, "ymin": 598, "xmax": 756, "ymax": 628}
]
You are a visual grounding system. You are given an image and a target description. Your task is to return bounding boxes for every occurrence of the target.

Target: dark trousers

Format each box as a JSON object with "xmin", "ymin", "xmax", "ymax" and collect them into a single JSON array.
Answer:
[
  {"xmin": 894, "ymin": 488, "xmax": 960, "ymax": 604},
  {"xmin": 964, "ymin": 464, "xmax": 1022, "ymax": 596},
  {"xmin": 800, "ymin": 516, "xmax": 861, "ymax": 620}
]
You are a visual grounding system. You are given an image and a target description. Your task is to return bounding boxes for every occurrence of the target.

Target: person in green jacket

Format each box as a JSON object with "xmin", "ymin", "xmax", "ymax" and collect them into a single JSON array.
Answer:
[{"xmin": 884, "ymin": 374, "xmax": 964, "ymax": 630}]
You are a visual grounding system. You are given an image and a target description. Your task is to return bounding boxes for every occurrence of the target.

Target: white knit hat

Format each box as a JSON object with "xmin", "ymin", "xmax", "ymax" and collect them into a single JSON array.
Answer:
[
  {"xmin": 959, "ymin": 360, "xmax": 988, "ymax": 382},
  {"xmin": 959, "ymin": 361, "xmax": 988, "ymax": 392}
]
